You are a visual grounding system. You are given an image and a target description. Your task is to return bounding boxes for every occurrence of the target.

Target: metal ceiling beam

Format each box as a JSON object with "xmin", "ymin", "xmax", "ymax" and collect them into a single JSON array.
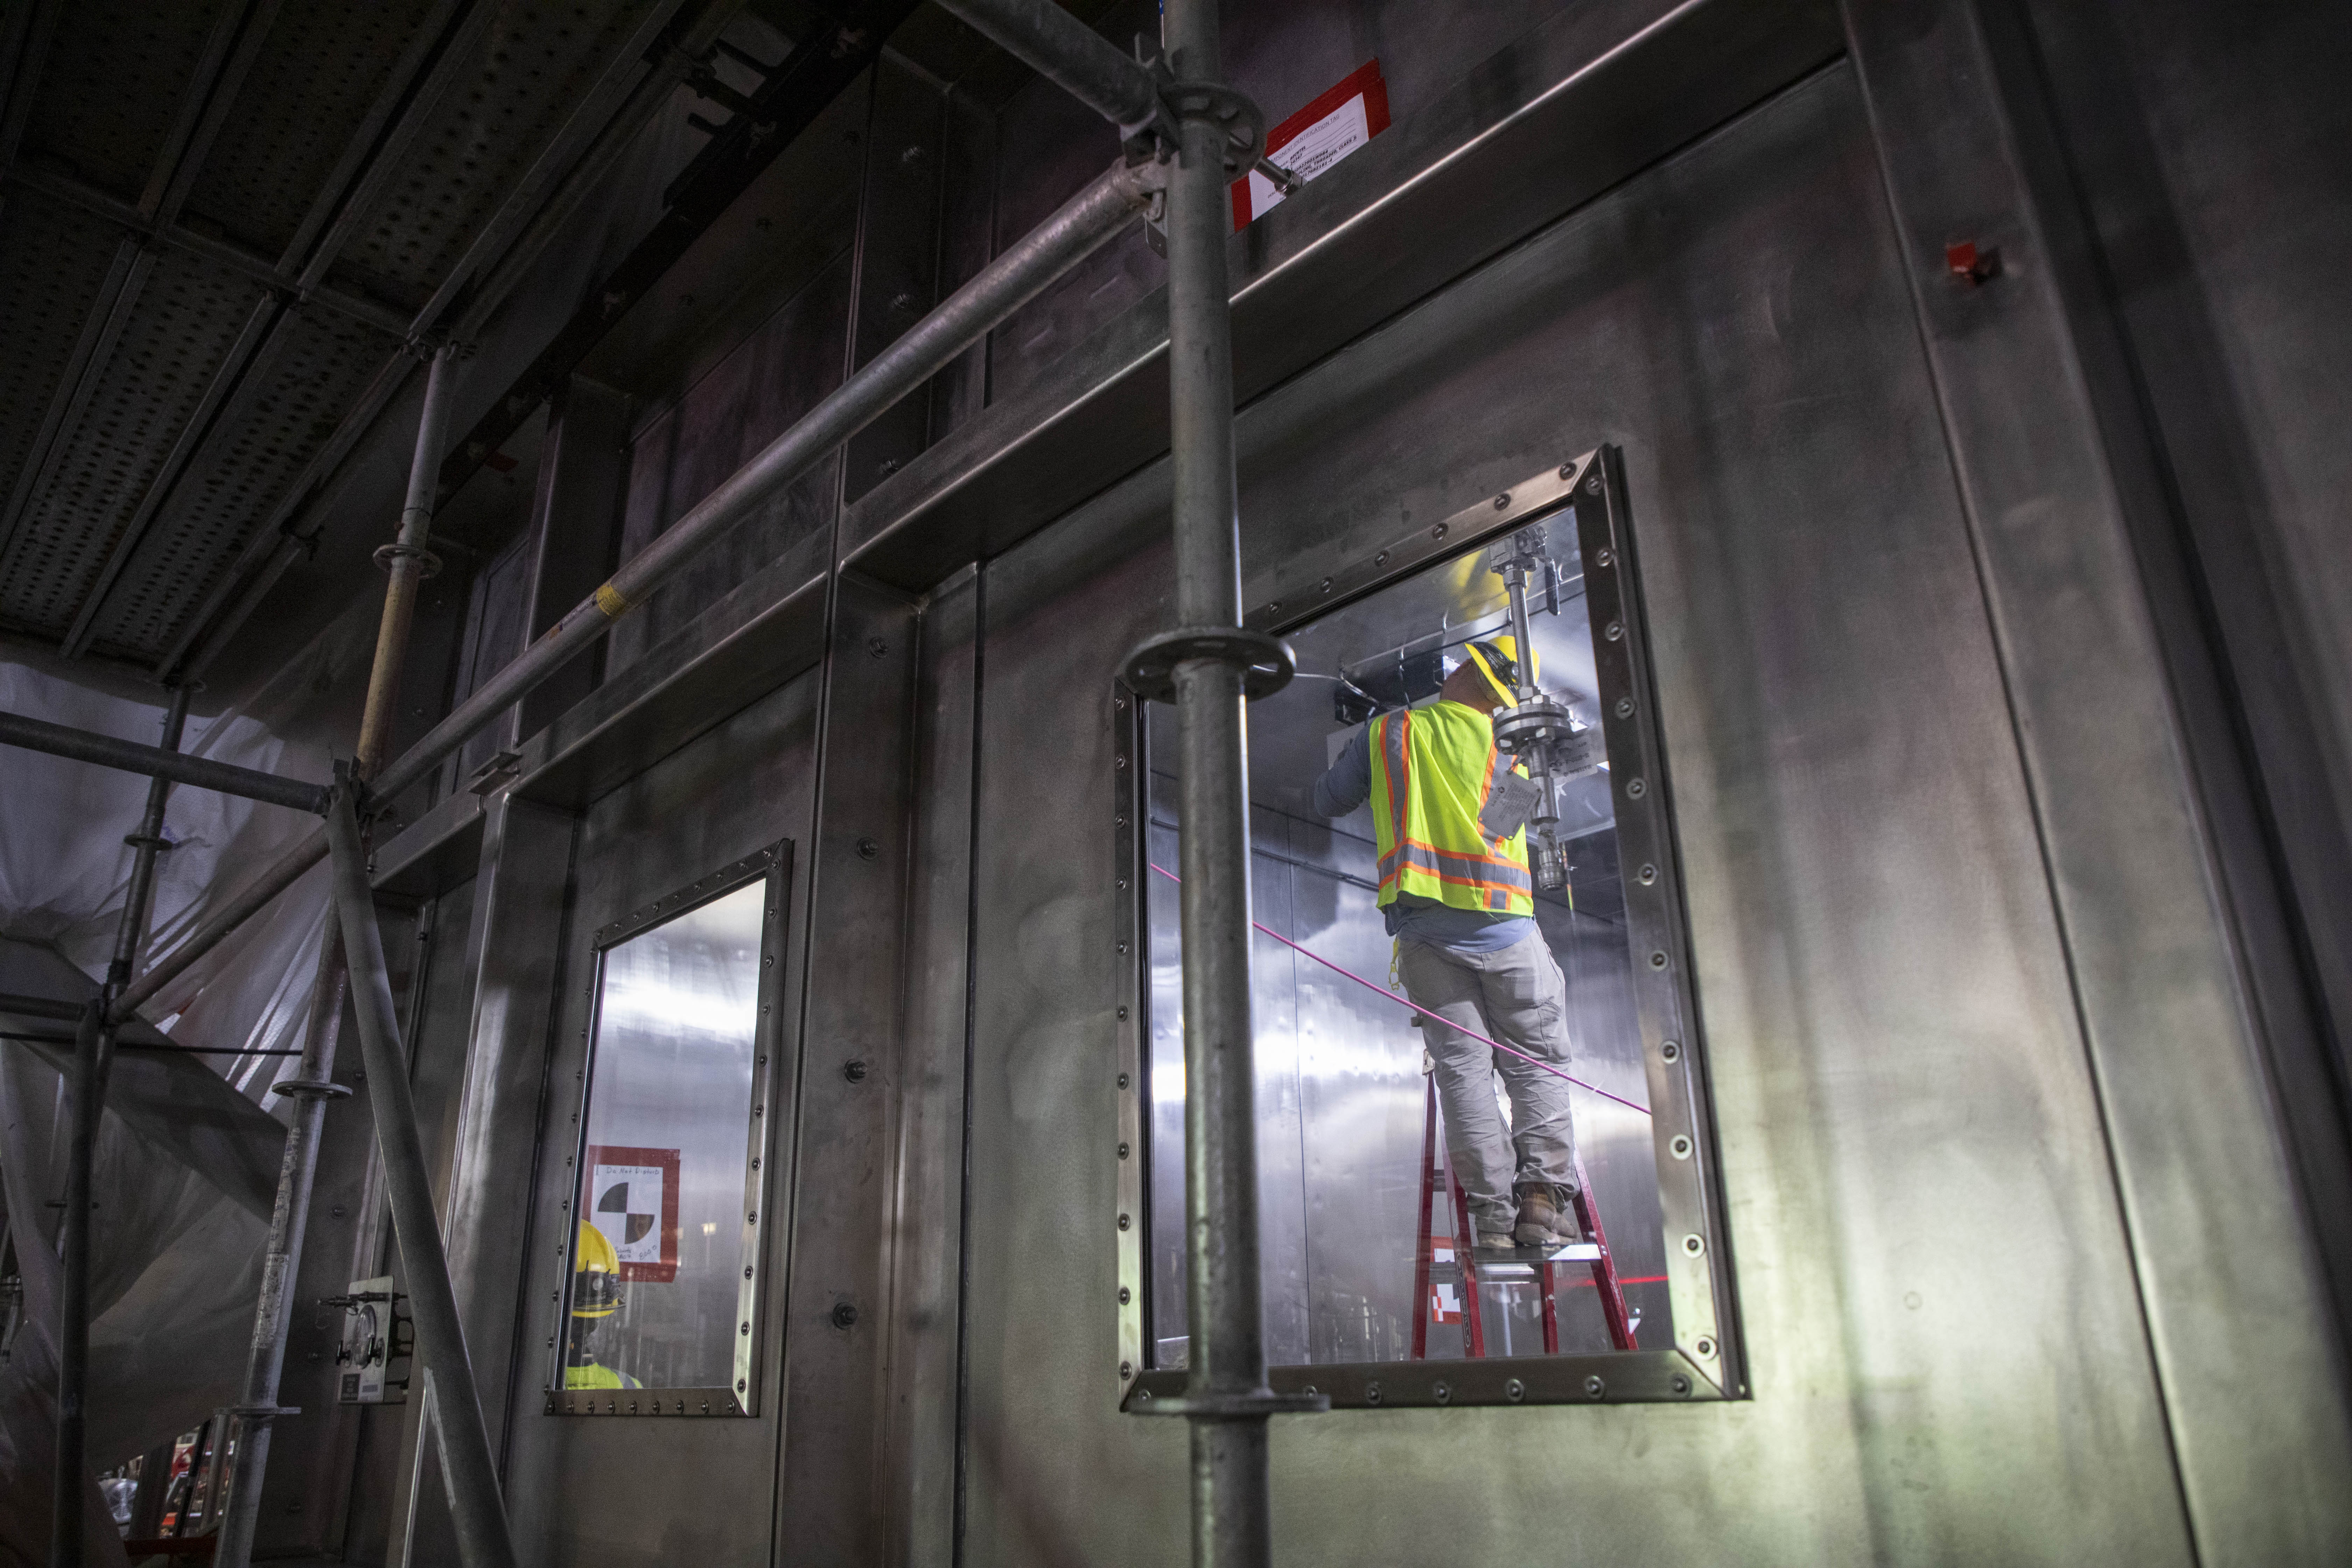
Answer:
[
  {"xmin": 0, "ymin": 0, "xmax": 63, "ymax": 176},
  {"xmin": 0, "ymin": 165, "xmax": 409, "ymax": 335},
  {"xmin": 58, "ymin": 0, "xmax": 513, "ymax": 659},
  {"xmin": 0, "ymin": 0, "xmax": 285, "ymax": 603},
  {"xmin": 154, "ymin": 1, "xmax": 758, "ymax": 681}
]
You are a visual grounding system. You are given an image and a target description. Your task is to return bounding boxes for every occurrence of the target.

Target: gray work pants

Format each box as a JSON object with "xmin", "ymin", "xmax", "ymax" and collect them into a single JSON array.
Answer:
[{"xmin": 1398, "ymin": 932, "xmax": 1580, "ymax": 1233}]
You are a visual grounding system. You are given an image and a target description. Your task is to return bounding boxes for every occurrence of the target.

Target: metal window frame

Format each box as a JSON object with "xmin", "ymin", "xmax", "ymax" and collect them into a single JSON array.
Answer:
[
  {"xmin": 544, "ymin": 839, "xmax": 796, "ymax": 1418},
  {"xmin": 1115, "ymin": 446, "xmax": 1745, "ymax": 1410}
]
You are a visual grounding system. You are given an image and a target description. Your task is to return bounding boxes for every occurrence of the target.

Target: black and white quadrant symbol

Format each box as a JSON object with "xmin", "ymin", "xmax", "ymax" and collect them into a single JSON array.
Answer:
[{"xmin": 591, "ymin": 1162, "xmax": 665, "ymax": 1265}]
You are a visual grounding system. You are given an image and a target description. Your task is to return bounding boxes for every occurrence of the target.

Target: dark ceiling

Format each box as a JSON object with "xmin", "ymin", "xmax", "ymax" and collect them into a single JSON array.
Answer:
[
  {"xmin": 0, "ymin": 0, "xmax": 892, "ymax": 683},
  {"xmin": 0, "ymin": 0, "xmax": 1074, "ymax": 699}
]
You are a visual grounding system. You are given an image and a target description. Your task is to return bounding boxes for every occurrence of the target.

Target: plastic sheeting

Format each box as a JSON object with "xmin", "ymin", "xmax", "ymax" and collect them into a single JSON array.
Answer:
[{"xmin": 0, "ymin": 629, "xmax": 365, "ymax": 1566}]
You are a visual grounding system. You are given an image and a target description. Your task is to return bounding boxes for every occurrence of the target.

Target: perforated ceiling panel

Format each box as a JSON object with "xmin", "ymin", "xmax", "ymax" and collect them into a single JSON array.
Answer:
[
  {"xmin": 0, "ymin": 0, "xmax": 744, "ymax": 671},
  {"xmin": 85, "ymin": 308, "xmax": 403, "ymax": 661},
  {"xmin": 337, "ymin": 0, "xmax": 663, "ymax": 297},
  {"xmin": 186, "ymin": 0, "xmax": 448, "ymax": 259},
  {"xmin": 23, "ymin": 0, "xmax": 227, "ymax": 196},
  {"xmin": 0, "ymin": 252, "xmax": 265, "ymax": 637},
  {"xmin": 0, "ymin": 193, "xmax": 122, "ymax": 516}
]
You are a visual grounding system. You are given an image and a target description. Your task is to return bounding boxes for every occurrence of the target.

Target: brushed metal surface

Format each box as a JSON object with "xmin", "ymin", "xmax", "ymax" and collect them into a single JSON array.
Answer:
[
  {"xmin": 1843, "ymin": 1, "xmax": 2352, "ymax": 1558},
  {"xmin": 880, "ymin": 565, "xmax": 982, "ymax": 1564},
  {"xmin": 841, "ymin": 0, "xmax": 1846, "ymax": 590},
  {"xmin": 959, "ymin": 61, "xmax": 2196, "ymax": 1565},
  {"xmin": 500, "ymin": 667, "xmax": 820, "ymax": 1567},
  {"xmin": 1128, "ymin": 457, "xmax": 1723, "ymax": 1399}
]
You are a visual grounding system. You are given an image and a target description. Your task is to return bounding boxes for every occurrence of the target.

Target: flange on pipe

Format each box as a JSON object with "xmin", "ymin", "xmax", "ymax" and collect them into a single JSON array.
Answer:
[{"xmin": 1119, "ymin": 625, "xmax": 1297, "ymax": 704}]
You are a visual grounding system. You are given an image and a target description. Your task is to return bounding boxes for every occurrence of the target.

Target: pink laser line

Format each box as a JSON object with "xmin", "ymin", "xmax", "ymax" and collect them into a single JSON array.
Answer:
[{"xmin": 1147, "ymin": 862, "xmax": 1653, "ymax": 1117}]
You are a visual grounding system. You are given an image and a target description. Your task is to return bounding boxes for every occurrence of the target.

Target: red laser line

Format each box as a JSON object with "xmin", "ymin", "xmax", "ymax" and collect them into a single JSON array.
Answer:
[{"xmin": 1147, "ymin": 862, "xmax": 1653, "ymax": 1117}]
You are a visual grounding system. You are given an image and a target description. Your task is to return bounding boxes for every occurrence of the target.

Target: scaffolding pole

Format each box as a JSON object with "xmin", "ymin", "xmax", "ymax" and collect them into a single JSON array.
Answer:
[
  {"xmin": 51, "ymin": 681, "xmax": 190, "ymax": 1568},
  {"xmin": 324, "ymin": 787, "xmax": 518, "ymax": 1568},
  {"xmin": 212, "ymin": 341, "xmax": 460, "ymax": 1568},
  {"xmin": 937, "ymin": 2, "xmax": 1327, "ymax": 1562},
  {"xmin": 107, "ymin": 156, "xmax": 1164, "ymax": 1030}
]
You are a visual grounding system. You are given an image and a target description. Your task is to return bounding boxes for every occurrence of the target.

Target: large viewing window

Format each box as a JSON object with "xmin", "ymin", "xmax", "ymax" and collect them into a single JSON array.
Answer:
[
  {"xmin": 551, "ymin": 844, "xmax": 790, "ymax": 1416},
  {"xmin": 1116, "ymin": 449, "xmax": 1737, "ymax": 1408}
]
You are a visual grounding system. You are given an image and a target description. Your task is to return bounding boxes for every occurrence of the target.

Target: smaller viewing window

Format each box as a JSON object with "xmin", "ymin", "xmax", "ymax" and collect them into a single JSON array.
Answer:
[{"xmin": 554, "ymin": 845, "xmax": 789, "ymax": 1414}]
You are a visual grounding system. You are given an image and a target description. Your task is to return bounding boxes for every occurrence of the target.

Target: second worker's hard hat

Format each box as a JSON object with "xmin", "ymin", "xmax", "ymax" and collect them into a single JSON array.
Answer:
[
  {"xmin": 572, "ymin": 1222, "xmax": 623, "ymax": 1319},
  {"xmin": 1464, "ymin": 635, "xmax": 1536, "ymax": 708}
]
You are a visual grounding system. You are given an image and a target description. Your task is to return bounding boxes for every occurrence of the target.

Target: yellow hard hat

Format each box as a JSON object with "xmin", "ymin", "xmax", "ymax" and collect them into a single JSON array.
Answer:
[
  {"xmin": 572, "ymin": 1223, "xmax": 622, "ymax": 1319},
  {"xmin": 1464, "ymin": 635, "xmax": 1536, "ymax": 707}
]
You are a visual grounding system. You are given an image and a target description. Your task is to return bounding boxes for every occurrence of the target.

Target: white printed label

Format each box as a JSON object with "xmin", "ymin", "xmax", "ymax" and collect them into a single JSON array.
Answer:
[{"xmin": 1243, "ymin": 93, "xmax": 1373, "ymax": 222}]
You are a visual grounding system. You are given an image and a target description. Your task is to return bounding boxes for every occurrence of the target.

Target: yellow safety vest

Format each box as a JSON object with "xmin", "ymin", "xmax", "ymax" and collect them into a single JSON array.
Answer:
[
  {"xmin": 1367, "ymin": 701, "xmax": 1534, "ymax": 917},
  {"xmin": 564, "ymin": 1362, "xmax": 641, "ymax": 1390}
]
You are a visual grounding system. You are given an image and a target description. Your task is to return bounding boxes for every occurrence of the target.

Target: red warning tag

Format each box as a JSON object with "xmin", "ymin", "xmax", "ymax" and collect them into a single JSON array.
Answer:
[{"xmin": 1230, "ymin": 59, "xmax": 1391, "ymax": 230}]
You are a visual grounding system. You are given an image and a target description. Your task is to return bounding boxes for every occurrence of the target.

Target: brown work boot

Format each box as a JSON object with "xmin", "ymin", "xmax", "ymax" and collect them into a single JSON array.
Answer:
[{"xmin": 1513, "ymin": 1183, "xmax": 1579, "ymax": 1248}]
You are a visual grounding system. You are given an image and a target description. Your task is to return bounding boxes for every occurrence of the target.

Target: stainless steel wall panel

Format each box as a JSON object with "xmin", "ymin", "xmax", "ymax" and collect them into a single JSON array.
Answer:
[
  {"xmin": 510, "ymin": 533, "xmax": 831, "ymax": 812},
  {"xmin": 442, "ymin": 795, "xmax": 579, "ymax": 1457},
  {"xmin": 841, "ymin": 54, "xmax": 949, "ymax": 506},
  {"xmin": 2015, "ymin": 0, "xmax": 2352, "ymax": 1340},
  {"xmin": 960, "ymin": 62, "xmax": 2199, "ymax": 1565},
  {"xmin": 842, "ymin": 0, "xmax": 1844, "ymax": 592},
  {"xmin": 500, "ymin": 666, "xmax": 821, "ymax": 1568},
  {"xmin": 1842, "ymin": 2, "xmax": 2352, "ymax": 1558},
  {"xmin": 517, "ymin": 379, "xmax": 630, "ymax": 742},
  {"xmin": 610, "ymin": 251, "xmax": 853, "ymax": 677},
  {"xmin": 878, "ymin": 565, "xmax": 981, "ymax": 1566},
  {"xmin": 769, "ymin": 572, "xmax": 923, "ymax": 1566}
]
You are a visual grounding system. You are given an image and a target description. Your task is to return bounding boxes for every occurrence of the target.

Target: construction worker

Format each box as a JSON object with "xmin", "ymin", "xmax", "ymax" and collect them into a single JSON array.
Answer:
[
  {"xmin": 565, "ymin": 1222, "xmax": 642, "ymax": 1389},
  {"xmin": 1312, "ymin": 635, "xmax": 1583, "ymax": 1250}
]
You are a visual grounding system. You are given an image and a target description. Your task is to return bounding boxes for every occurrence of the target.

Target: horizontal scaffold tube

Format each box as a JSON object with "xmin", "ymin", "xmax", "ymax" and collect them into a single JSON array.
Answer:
[
  {"xmin": 0, "ymin": 708, "xmax": 329, "ymax": 815},
  {"xmin": 368, "ymin": 156, "xmax": 1161, "ymax": 804},
  {"xmin": 107, "ymin": 158, "xmax": 1163, "ymax": 1028},
  {"xmin": 937, "ymin": 0, "xmax": 1161, "ymax": 132}
]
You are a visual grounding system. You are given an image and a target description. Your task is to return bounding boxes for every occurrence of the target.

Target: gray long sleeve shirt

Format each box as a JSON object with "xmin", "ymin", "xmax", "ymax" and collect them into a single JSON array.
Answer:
[{"xmin": 1312, "ymin": 720, "xmax": 1536, "ymax": 954}]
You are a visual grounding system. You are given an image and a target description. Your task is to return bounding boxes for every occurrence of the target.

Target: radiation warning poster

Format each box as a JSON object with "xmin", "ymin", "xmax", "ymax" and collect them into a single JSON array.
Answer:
[{"xmin": 586, "ymin": 1145, "xmax": 682, "ymax": 1282}]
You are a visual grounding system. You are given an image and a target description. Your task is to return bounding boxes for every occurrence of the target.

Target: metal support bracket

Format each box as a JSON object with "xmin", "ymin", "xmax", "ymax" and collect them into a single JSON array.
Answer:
[
  {"xmin": 1126, "ymin": 1388, "xmax": 1329, "ymax": 1418},
  {"xmin": 269, "ymin": 1077, "xmax": 354, "ymax": 1101},
  {"xmin": 1119, "ymin": 626, "xmax": 1296, "ymax": 703}
]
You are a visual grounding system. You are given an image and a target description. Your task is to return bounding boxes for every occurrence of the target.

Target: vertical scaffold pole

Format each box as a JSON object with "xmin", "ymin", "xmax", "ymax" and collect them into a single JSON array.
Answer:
[
  {"xmin": 1161, "ymin": 2, "xmax": 1309, "ymax": 1562},
  {"xmin": 52, "ymin": 680, "xmax": 190, "ymax": 1567},
  {"xmin": 324, "ymin": 787, "xmax": 517, "ymax": 1568},
  {"xmin": 214, "ymin": 341, "xmax": 460, "ymax": 1568}
]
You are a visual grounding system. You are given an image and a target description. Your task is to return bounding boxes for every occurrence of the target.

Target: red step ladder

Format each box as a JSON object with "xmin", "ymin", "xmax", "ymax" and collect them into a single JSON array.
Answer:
[{"xmin": 1408, "ymin": 1075, "xmax": 1638, "ymax": 1356}]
